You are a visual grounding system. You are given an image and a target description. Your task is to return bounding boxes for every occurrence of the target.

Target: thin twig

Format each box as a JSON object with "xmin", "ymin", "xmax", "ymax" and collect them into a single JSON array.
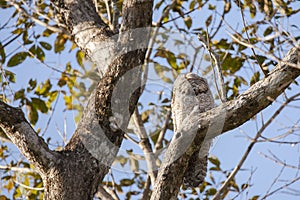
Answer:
[
  {"xmin": 230, "ymin": 33, "xmax": 300, "ymax": 69},
  {"xmin": 258, "ymin": 151, "xmax": 300, "ymax": 170},
  {"xmin": 141, "ymin": 176, "xmax": 151, "ymax": 200},
  {"xmin": 258, "ymin": 134, "xmax": 300, "ymax": 145},
  {"xmin": 261, "ymin": 176, "xmax": 300, "ymax": 199},
  {"xmin": 209, "ymin": 0, "xmax": 228, "ymax": 39},
  {"xmin": 18, "ymin": 41, "xmax": 82, "ymax": 77},
  {"xmin": 104, "ymin": 0, "xmax": 112, "ymax": 26},
  {"xmin": 108, "ymin": 170, "xmax": 120, "ymax": 200},
  {"xmin": 6, "ymin": 0, "xmax": 64, "ymax": 33},
  {"xmin": 96, "ymin": 185, "xmax": 118, "ymax": 200},
  {"xmin": 124, "ymin": 133, "xmax": 139, "ymax": 145},
  {"xmin": 14, "ymin": 178, "xmax": 44, "ymax": 191},
  {"xmin": 189, "ymin": 46, "xmax": 201, "ymax": 72},
  {"xmin": 161, "ymin": 0, "xmax": 210, "ymax": 25},
  {"xmin": 133, "ymin": 108, "xmax": 157, "ymax": 185},
  {"xmin": 154, "ymin": 110, "xmax": 171, "ymax": 151},
  {"xmin": 265, "ymin": 165, "xmax": 285, "ymax": 196},
  {"xmin": 239, "ymin": 0, "xmax": 268, "ymax": 76},
  {"xmin": 0, "ymin": 165, "xmax": 38, "ymax": 174},
  {"xmin": 0, "ymin": 65, "xmax": 15, "ymax": 99},
  {"xmin": 197, "ymin": 34, "xmax": 227, "ymax": 102},
  {"xmin": 41, "ymin": 91, "xmax": 61, "ymax": 137},
  {"xmin": 94, "ymin": 0, "xmax": 99, "ymax": 13},
  {"xmin": 1, "ymin": 33, "xmax": 22, "ymax": 49},
  {"xmin": 20, "ymin": 0, "xmax": 67, "ymax": 29},
  {"xmin": 140, "ymin": 0, "xmax": 177, "ymax": 96},
  {"xmin": 212, "ymin": 92, "xmax": 300, "ymax": 200},
  {"xmin": 111, "ymin": 0, "xmax": 119, "ymax": 32}
]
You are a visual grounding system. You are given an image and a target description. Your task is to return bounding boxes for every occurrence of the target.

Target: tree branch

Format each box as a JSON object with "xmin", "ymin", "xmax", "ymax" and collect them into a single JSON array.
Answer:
[
  {"xmin": 133, "ymin": 108, "xmax": 157, "ymax": 185},
  {"xmin": 120, "ymin": 0, "xmax": 153, "ymax": 32},
  {"xmin": 212, "ymin": 92, "xmax": 300, "ymax": 200},
  {"xmin": 50, "ymin": 0, "xmax": 114, "ymax": 74},
  {"xmin": 213, "ymin": 43, "xmax": 300, "ymax": 134},
  {"xmin": 0, "ymin": 165, "xmax": 38, "ymax": 174},
  {"xmin": 0, "ymin": 101, "xmax": 57, "ymax": 175},
  {"xmin": 151, "ymin": 43, "xmax": 299, "ymax": 199},
  {"xmin": 7, "ymin": 0, "xmax": 65, "ymax": 34},
  {"xmin": 47, "ymin": 0, "xmax": 154, "ymax": 197}
]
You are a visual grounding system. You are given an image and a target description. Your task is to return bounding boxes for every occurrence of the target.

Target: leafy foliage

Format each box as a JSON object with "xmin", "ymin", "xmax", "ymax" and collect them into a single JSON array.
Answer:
[{"xmin": 0, "ymin": 0, "xmax": 299, "ymax": 199}]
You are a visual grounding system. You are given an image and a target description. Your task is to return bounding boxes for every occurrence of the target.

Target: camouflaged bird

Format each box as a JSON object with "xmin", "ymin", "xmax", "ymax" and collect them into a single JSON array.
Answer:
[{"xmin": 171, "ymin": 73, "xmax": 214, "ymax": 187}]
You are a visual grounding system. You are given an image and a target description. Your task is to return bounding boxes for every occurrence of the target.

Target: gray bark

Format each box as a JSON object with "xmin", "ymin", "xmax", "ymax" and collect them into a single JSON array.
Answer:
[
  {"xmin": 1, "ymin": 0, "xmax": 153, "ymax": 199},
  {"xmin": 150, "ymin": 43, "xmax": 300, "ymax": 199},
  {"xmin": 0, "ymin": 0, "xmax": 299, "ymax": 199}
]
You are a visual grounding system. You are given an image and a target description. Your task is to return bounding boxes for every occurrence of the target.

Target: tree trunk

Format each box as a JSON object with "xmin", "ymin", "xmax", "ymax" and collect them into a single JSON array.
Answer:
[
  {"xmin": 0, "ymin": 0, "xmax": 153, "ymax": 199},
  {"xmin": 0, "ymin": 0, "xmax": 299, "ymax": 199}
]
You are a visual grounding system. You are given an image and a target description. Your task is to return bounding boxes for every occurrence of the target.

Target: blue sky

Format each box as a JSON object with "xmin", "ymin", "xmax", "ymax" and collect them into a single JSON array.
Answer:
[{"xmin": 1, "ymin": 1, "xmax": 300, "ymax": 199}]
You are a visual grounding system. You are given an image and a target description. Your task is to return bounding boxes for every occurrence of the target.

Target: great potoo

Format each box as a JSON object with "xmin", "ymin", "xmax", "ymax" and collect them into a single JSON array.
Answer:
[{"xmin": 171, "ymin": 72, "xmax": 214, "ymax": 188}]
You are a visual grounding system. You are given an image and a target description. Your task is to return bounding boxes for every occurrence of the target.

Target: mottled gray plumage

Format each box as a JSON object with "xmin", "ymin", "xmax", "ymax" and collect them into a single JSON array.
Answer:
[{"xmin": 172, "ymin": 72, "xmax": 214, "ymax": 188}]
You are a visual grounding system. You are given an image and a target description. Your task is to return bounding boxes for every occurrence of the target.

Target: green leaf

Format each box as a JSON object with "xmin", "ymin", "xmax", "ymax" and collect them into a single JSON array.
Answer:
[
  {"xmin": 254, "ymin": 55, "xmax": 267, "ymax": 65},
  {"xmin": 208, "ymin": 4, "xmax": 216, "ymax": 10},
  {"xmin": 11, "ymin": 28, "xmax": 23, "ymax": 35},
  {"xmin": 205, "ymin": 15, "xmax": 212, "ymax": 27},
  {"xmin": 22, "ymin": 31, "xmax": 33, "ymax": 45},
  {"xmin": 208, "ymin": 156, "xmax": 220, "ymax": 169},
  {"xmin": 58, "ymin": 75, "xmax": 67, "ymax": 87},
  {"xmin": 150, "ymin": 129, "xmax": 160, "ymax": 144},
  {"xmin": 4, "ymin": 70, "xmax": 16, "ymax": 83},
  {"xmin": 7, "ymin": 52, "xmax": 28, "ymax": 67},
  {"xmin": 154, "ymin": 0, "xmax": 164, "ymax": 10},
  {"xmin": 35, "ymin": 79, "xmax": 52, "ymax": 96},
  {"xmin": 214, "ymin": 39, "xmax": 233, "ymax": 50},
  {"xmin": 14, "ymin": 89, "xmax": 25, "ymax": 100},
  {"xmin": 31, "ymin": 98, "xmax": 48, "ymax": 113},
  {"xmin": 230, "ymin": 180, "xmax": 239, "ymax": 192},
  {"xmin": 249, "ymin": 5, "xmax": 256, "ymax": 18},
  {"xmin": 54, "ymin": 34, "xmax": 67, "ymax": 53},
  {"xmin": 184, "ymin": 16, "xmax": 192, "ymax": 29},
  {"xmin": 224, "ymin": 1, "xmax": 231, "ymax": 13},
  {"xmin": 250, "ymin": 195, "xmax": 260, "ymax": 200},
  {"xmin": 189, "ymin": 0, "xmax": 196, "ymax": 10},
  {"xmin": 29, "ymin": 45, "xmax": 36, "ymax": 57},
  {"xmin": 263, "ymin": 26, "xmax": 273, "ymax": 36},
  {"xmin": 76, "ymin": 50, "xmax": 85, "ymax": 67},
  {"xmin": 42, "ymin": 29, "xmax": 54, "ymax": 37},
  {"xmin": 129, "ymin": 157, "xmax": 139, "ymax": 172},
  {"xmin": 166, "ymin": 54, "xmax": 177, "ymax": 69},
  {"xmin": 0, "ymin": 0, "xmax": 8, "ymax": 8},
  {"xmin": 241, "ymin": 183, "xmax": 250, "ymax": 190},
  {"xmin": 239, "ymin": 76, "xmax": 248, "ymax": 86},
  {"xmin": 250, "ymin": 72, "xmax": 260, "ymax": 85},
  {"xmin": 39, "ymin": 41, "xmax": 52, "ymax": 50},
  {"xmin": 47, "ymin": 91, "xmax": 59, "ymax": 107},
  {"xmin": 36, "ymin": 46, "xmax": 45, "ymax": 61},
  {"xmin": 222, "ymin": 54, "xmax": 244, "ymax": 73},
  {"xmin": 120, "ymin": 179, "xmax": 135, "ymax": 186},
  {"xmin": 64, "ymin": 95, "xmax": 73, "ymax": 110},
  {"xmin": 0, "ymin": 42, "xmax": 6, "ymax": 63},
  {"xmin": 178, "ymin": 60, "xmax": 190, "ymax": 70},
  {"xmin": 115, "ymin": 155, "xmax": 128, "ymax": 167},
  {"xmin": 27, "ymin": 103, "xmax": 38, "ymax": 125},
  {"xmin": 154, "ymin": 64, "xmax": 173, "ymax": 83},
  {"xmin": 141, "ymin": 109, "xmax": 151, "ymax": 123},
  {"xmin": 205, "ymin": 188, "xmax": 217, "ymax": 196},
  {"xmin": 27, "ymin": 79, "xmax": 37, "ymax": 92}
]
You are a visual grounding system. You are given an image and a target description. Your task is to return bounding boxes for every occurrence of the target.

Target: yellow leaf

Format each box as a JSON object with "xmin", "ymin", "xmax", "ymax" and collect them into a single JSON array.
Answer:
[{"xmin": 4, "ymin": 179, "xmax": 14, "ymax": 192}]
